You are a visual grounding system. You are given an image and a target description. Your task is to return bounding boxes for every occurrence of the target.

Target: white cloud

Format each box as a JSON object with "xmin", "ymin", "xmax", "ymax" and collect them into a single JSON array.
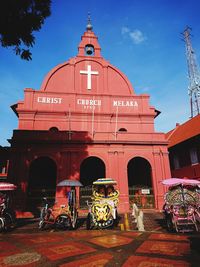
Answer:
[
  {"xmin": 130, "ymin": 30, "xmax": 146, "ymax": 44},
  {"xmin": 121, "ymin": 27, "xmax": 147, "ymax": 44},
  {"xmin": 121, "ymin": 26, "xmax": 130, "ymax": 35},
  {"xmin": 136, "ymin": 86, "xmax": 152, "ymax": 93}
]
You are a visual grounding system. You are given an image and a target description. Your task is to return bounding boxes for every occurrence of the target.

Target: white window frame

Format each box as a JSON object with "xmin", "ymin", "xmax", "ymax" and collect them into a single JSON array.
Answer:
[
  {"xmin": 173, "ymin": 155, "xmax": 180, "ymax": 169},
  {"xmin": 190, "ymin": 147, "xmax": 199, "ymax": 165}
]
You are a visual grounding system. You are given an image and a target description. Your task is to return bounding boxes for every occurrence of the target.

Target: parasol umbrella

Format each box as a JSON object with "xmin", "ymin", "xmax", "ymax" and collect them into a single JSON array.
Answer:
[
  {"xmin": 0, "ymin": 182, "xmax": 17, "ymax": 191},
  {"xmin": 162, "ymin": 178, "xmax": 200, "ymax": 186},
  {"xmin": 57, "ymin": 180, "xmax": 83, "ymax": 187}
]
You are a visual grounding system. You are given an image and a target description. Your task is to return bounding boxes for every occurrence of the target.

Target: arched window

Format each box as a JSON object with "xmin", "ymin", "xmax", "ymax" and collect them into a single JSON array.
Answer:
[
  {"xmin": 118, "ymin": 128, "xmax": 127, "ymax": 132},
  {"xmin": 127, "ymin": 157, "xmax": 154, "ymax": 208},
  {"xmin": 79, "ymin": 156, "xmax": 105, "ymax": 208},
  {"xmin": 49, "ymin": 127, "xmax": 59, "ymax": 132},
  {"xmin": 27, "ymin": 157, "xmax": 57, "ymax": 211},
  {"xmin": 80, "ymin": 156, "xmax": 105, "ymax": 186},
  {"xmin": 85, "ymin": 44, "xmax": 94, "ymax": 56}
]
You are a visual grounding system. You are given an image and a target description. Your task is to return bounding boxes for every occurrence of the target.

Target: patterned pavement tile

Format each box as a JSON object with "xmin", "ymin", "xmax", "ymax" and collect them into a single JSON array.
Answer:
[
  {"xmin": 121, "ymin": 232, "xmax": 142, "ymax": 238},
  {"xmin": 36, "ymin": 241, "xmax": 96, "ymax": 261},
  {"xmin": 59, "ymin": 253, "xmax": 113, "ymax": 267},
  {"xmin": 136, "ymin": 240, "xmax": 190, "ymax": 257},
  {"xmin": 122, "ymin": 255, "xmax": 191, "ymax": 267},
  {"xmin": 148, "ymin": 233, "xmax": 189, "ymax": 242},
  {"xmin": 89, "ymin": 234, "xmax": 133, "ymax": 248},
  {"xmin": 0, "ymin": 242, "xmax": 21, "ymax": 257},
  {"xmin": 16, "ymin": 233, "xmax": 65, "ymax": 246},
  {"xmin": 0, "ymin": 252, "xmax": 41, "ymax": 267},
  {"xmin": 61, "ymin": 230, "xmax": 104, "ymax": 239}
]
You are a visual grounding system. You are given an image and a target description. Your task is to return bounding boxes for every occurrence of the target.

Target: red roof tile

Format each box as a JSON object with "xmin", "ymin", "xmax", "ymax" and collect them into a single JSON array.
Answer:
[{"xmin": 166, "ymin": 114, "xmax": 200, "ymax": 148}]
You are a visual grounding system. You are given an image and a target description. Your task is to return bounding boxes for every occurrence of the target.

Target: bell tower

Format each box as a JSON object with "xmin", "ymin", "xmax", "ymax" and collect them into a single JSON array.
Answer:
[{"xmin": 77, "ymin": 14, "xmax": 102, "ymax": 58}]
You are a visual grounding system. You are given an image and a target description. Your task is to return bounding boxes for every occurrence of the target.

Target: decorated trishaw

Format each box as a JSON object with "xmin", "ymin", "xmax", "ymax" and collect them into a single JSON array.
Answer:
[
  {"xmin": 162, "ymin": 178, "xmax": 200, "ymax": 233},
  {"xmin": 39, "ymin": 180, "xmax": 82, "ymax": 230},
  {"xmin": 0, "ymin": 182, "xmax": 16, "ymax": 231},
  {"xmin": 86, "ymin": 178, "xmax": 119, "ymax": 229}
]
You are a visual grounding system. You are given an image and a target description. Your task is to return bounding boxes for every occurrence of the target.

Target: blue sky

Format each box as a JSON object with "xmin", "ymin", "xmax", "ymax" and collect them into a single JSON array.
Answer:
[{"xmin": 1, "ymin": 0, "xmax": 200, "ymax": 146}]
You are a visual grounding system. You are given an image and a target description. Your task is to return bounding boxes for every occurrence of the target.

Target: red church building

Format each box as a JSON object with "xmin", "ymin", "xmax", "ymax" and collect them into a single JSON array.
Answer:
[{"xmin": 8, "ymin": 19, "xmax": 171, "ymax": 215}]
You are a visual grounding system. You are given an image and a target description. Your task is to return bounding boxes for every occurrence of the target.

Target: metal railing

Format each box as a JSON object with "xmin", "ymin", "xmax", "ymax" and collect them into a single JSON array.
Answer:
[
  {"xmin": 129, "ymin": 187, "xmax": 155, "ymax": 209},
  {"xmin": 79, "ymin": 186, "xmax": 92, "ymax": 209}
]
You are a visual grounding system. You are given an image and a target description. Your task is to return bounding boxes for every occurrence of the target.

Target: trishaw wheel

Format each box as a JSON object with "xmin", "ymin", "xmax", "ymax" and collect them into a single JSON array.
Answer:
[
  {"xmin": 0, "ymin": 219, "xmax": 4, "ymax": 232},
  {"xmin": 4, "ymin": 212, "xmax": 13, "ymax": 231},
  {"xmin": 72, "ymin": 210, "xmax": 78, "ymax": 229},
  {"xmin": 113, "ymin": 210, "xmax": 119, "ymax": 227},
  {"xmin": 56, "ymin": 215, "xmax": 71, "ymax": 230},
  {"xmin": 40, "ymin": 207, "xmax": 47, "ymax": 220},
  {"xmin": 38, "ymin": 220, "xmax": 46, "ymax": 230},
  {"xmin": 86, "ymin": 213, "xmax": 92, "ymax": 230},
  {"xmin": 166, "ymin": 216, "xmax": 174, "ymax": 232}
]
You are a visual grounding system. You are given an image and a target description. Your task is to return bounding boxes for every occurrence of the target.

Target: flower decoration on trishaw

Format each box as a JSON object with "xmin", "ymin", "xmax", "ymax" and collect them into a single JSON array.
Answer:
[
  {"xmin": 86, "ymin": 178, "xmax": 120, "ymax": 229},
  {"xmin": 38, "ymin": 180, "xmax": 82, "ymax": 230},
  {"xmin": 162, "ymin": 178, "xmax": 200, "ymax": 233}
]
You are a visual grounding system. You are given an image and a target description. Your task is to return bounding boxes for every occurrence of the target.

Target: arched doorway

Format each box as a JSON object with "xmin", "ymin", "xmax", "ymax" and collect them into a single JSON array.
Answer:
[
  {"xmin": 27, "ymin": 157, "xmax": 57, "ymax": 213},
  {"xmin": 79, "ymin": 156, "xmax": 105, "ymax": 208},
  {"xmin": 128, "ymin": 157, "xmax": 154, "ymax": 208}
]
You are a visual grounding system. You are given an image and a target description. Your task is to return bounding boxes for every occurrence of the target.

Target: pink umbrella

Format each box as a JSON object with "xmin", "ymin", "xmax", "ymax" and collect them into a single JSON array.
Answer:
[
  {"xmin": 0, "ymin": 182, "xmax": 17, "ymax": 191},
  {"xmin": 162, "ymin": 178, "xmax": 200, "ymax": 186}
]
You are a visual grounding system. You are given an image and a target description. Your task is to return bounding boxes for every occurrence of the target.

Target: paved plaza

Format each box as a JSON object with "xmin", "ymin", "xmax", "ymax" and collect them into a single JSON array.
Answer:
[{"xmin": 0, "ymin": 213, "xmax": 199, "ymax": 267}]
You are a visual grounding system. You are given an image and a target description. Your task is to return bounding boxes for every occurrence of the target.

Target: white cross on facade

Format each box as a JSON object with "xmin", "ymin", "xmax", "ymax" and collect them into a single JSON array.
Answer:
[{"xmin": 80, "ymin": 65, "xmax": 99, "ymax": 90}]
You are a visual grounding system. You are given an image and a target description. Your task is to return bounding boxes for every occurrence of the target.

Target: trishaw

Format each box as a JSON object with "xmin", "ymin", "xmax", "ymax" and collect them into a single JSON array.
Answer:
[
  {"xmin": 162, "ymin": 178, "xmax": 200, "ymax": 233},
  {"xmin": 38, "ymin": 180, "xmax": 82, "ymax": 230},
  {"xmin": 86, "ymin": 178, "xmax": 119, "ymax": 229},
  {"xmin": 0, "ymin": 182, "xmax": 16, "ymax": 231}
]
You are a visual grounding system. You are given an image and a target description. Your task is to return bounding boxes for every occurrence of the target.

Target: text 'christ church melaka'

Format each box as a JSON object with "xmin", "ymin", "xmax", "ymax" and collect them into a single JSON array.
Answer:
[{"xmin": 9, "ymin": 18, "xmax": 170, "ymax": 214}]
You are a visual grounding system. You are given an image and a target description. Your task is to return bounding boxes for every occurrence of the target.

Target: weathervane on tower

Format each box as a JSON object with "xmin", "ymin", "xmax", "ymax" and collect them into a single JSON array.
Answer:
[{"xmin": 86, "ymin": 12, "xmax": 93, "ymax": 31}]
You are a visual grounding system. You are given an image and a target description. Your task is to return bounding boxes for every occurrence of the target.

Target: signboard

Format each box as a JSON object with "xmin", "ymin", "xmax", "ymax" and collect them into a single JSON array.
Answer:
[
  {"xmin": 141, "ymin": 189, "xmax": 150, "ymax": 195},
  {"xmin": 36, "ymin": 96, "xmax": 139, "ymax": 110}
]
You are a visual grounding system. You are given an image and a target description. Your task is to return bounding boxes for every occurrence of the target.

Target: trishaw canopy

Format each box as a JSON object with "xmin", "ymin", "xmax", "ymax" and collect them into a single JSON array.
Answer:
[
  {"xmin": 0, "ymin": 182, "xmax": 17, "ymax": 191},
  {"xmin": 162, "ymin": 178, "xmax": 200, "ymax": 187},
  {"xmin": 162, "ymin": 178, "xmax": 200, "ymax": 206},
  {"xmin": 57, "ymin": 180, "xmax": 83, "ymax": 187},
  {"xmin": 93, "ymin": 178, "xmax": 117, "ymax": 185}
]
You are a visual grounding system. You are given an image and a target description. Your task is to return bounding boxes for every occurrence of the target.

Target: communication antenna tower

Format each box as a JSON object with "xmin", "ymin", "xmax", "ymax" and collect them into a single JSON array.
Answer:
[{"xmin": 182, "ymin": 26, "xmax": 200, "ymax": 117}]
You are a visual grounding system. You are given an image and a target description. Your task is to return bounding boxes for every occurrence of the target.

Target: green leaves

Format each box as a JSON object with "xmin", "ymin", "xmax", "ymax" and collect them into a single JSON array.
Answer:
[{"xmin": 0, "ymin": 0, "xmax": 51, "ymax": 60}]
